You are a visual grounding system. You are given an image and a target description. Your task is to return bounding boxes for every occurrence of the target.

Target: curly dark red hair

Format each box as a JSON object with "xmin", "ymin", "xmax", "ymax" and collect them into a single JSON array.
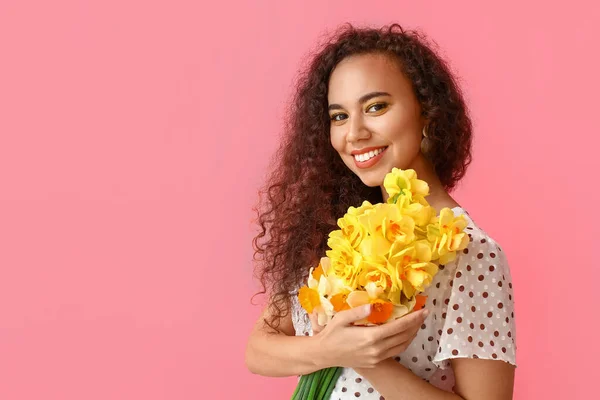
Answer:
[{"xmin": 252, "ymin": 23, "xmax": 473, "ymax": 329}]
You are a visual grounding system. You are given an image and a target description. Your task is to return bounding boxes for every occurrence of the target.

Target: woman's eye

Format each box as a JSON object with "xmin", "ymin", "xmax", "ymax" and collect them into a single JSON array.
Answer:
[
  {"xmin": 330, "ymin": 113, "xmax": 347, "ymax": 122},
  {"xmin": 367, "ymin": 103, "xmax": 387, "ymax": 113}
]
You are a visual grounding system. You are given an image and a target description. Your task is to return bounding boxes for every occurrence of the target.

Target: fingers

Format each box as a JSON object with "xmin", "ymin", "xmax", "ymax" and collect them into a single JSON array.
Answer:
[
  {"xmin": 379, "ymin": 319, "xmax": 421, "ymax": 351},
  {"xmin": 309, "ymin": 310, "xmax": 323, "ymax": 334},
  {"xmin": 381, "ymin": 339, "xmax": 414, "ymax": 361},
  {"xmin": 332, "ymin": 304, "xmax": 372, "ymax": 325},
  {"xmin": 377, "ymin": 321, "xmax": 421, "ymax": 361},
  {"xmin": 374, "ymin": 309, "xmax": 429, "ymax": 340}
]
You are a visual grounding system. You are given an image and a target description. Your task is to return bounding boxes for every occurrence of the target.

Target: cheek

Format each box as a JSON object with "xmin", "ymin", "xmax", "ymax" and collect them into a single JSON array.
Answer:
[
  {"xmin": 329, "ymin": 129, "xmax": 345, "ymax": 154},
  {"xmin": 330, "ymin": 130, "xmax": 356, "ymax": 168},
  {"xmin": 375, "ymin": 107, "xmax": 419, "ymax": 139},
  {"xmin": 379, "ymin": 117, "xmax": 421, "ymax": 149}
]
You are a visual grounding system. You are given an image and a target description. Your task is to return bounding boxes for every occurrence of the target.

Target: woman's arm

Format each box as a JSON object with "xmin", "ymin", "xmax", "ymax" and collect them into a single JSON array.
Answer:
[
  {"xmin": 245, "ymin": 305, "xmax": 323, "ymax": 377},
  {"xmin": 355, "ymin": 359, "xmax": 462, "ymax": 400},
  {"xmin": 354, "ymin": 357, "xmax": 515, "ymax": 400},
  {"xmin": 451, "ymin": 358, "xmax": 515, "ymax": 400},
  {"xmin": 246, "ymin": 303, "xmax": 428, "ymax": 378}
]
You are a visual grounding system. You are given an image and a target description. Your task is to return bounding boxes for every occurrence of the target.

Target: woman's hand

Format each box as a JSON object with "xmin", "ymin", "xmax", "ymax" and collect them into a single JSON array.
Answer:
[
  {"xmin": 309, "ymin": 305, "xmax": 428, "ymax": 370},
  {"xmin": 308, "ymin": 310, "xmax": 326, "ymax": 335}
]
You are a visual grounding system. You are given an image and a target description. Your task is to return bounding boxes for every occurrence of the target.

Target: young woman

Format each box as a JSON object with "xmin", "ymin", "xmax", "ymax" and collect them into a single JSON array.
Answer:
[{"xmin": 245, "ymin": 23, "xmax": 516, "ymax": 399}]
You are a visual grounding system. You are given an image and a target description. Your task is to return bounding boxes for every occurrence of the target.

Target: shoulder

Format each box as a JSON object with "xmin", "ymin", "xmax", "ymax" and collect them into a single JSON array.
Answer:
[
  {"xmin": 460, "ymin": 210, "xmax": 503, "ymax": 250},
  {"xmin": 450, "ymin": 211, "xmax": 515, "ymax": 314},
  {"xmin": 454, "ymin": 210, "xmax": 509, "ymax": 272}
]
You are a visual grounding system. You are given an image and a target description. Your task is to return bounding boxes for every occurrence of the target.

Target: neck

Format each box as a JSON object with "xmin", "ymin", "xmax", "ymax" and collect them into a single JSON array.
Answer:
[{"xmin": 380, "ymin": 153, "xmax": 459, "ymax": 211}]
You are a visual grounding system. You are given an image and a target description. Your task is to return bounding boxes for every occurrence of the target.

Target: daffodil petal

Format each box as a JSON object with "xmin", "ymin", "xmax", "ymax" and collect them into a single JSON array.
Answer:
[{"xmin": 346, "ymin": 290, "xmax": 370, "ymax": 308}]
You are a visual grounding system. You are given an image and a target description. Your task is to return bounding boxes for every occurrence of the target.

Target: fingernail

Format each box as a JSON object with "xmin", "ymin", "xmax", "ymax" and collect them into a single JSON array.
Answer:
[
  {"xmin": 362, "ymin": 304, "xmax": 371, "ymax": 314},
  {"xmin": 422, "ymin": 309, "xmax": 430, "ymax": 318}
]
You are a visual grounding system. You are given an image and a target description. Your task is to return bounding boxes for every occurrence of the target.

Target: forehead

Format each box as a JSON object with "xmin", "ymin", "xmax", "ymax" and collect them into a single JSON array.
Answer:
[{"xmin": 327, "ymin": 53, "xmax": 413, "ymax": 103}]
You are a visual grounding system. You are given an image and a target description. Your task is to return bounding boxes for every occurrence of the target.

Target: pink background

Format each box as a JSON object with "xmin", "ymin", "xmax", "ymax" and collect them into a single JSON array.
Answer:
[{"xmin": 1, "ymin": 1, "xmax": 599, "ymax": 399}]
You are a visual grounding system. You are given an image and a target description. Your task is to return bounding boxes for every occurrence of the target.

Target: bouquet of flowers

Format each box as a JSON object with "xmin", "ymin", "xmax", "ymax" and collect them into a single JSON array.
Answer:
[{"xmin": 290, "ymin": 168, "xmax": 470, "ymax": 400}]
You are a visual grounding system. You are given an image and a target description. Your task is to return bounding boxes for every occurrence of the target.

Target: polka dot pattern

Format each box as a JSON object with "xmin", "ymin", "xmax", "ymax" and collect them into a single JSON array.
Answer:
[
  {"xmin": 432, "ymin": 224, "xmax": 517, "ymax": 373},
  {"xmin": 290, "ymin": 208, "xmax": 517, "ymax": 397}
]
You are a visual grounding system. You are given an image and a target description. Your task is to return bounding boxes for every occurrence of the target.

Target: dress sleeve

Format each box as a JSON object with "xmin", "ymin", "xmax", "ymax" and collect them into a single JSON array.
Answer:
[{"xmin": 432, "ymin": 234, "xmax": 517, "ymax": 369}]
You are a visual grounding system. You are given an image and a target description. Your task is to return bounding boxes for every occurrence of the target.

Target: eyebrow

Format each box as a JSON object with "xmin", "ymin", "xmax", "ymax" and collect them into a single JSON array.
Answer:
[{"xmin": 328, "ymin": 91, "xmax": 391, "ymax": 111}]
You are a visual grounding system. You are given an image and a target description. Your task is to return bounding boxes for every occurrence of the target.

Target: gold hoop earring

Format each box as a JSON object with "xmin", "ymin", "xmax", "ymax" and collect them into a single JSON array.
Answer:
[{"xmin": 421, "ymin": 127, "xmax": 430, "ymax": 154}]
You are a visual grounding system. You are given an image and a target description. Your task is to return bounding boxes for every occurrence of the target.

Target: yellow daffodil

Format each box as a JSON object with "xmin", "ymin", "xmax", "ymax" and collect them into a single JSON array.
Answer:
[
  {"xmin": 398, "ymin": 201, "xmax": 436, "ymax": 229},
  {"xmin": 357, "ymin": 203, "xmax": 416, "ymax": 245},
  {"xmin": 310, "ymin": 257, "xmax": 350, "ymax": 297},
  {"xmin": 388, "ymin": 240, "xmax": 438, "ymax": 299},
  {"xmin": 326, "ymin": 233, "xmax": 362, "ymax": 289},
  {"xmin": 315, "ymin": 297, "xmax": 334, "ymax": 326},
  {"xmin": 298, "ymin": 263, "xmax": 323, "ymax": 315},
  {"xmin": 298, "ymin": 286, "xmax": 320, "ymax": 314},
  {"xmin": 336, "ymin": 212, "xmax": 366, "ymax": 250},
  {"xmin": 299, "ymin": 257, "xmax": 347, "ymax": 326},
  {"xmin": 427, "ymin": 208, "xmax": 470, "ymax": 264},
  {"xmin": 358, "ymin": 235, "xmax": 392, "ymax": 260},
  {"xmin": 357, "ymin": 259, "xmax": 394, "ymax": 293},
  {"xmin": 353, "ymin": 203, "xmax": 417, "ymax": 264},
  {"xmin": 346, "ymin": 282, "xmax": 410, "ymax": 325},
  {"xmin": 330, "ymin": 291, "xmax": 351, "ymax": 312},
  {"xmin": 383, "ymin": 213, "xmax": 416, "ymax": 245},
  {"xmin": 383, "ymin": 168, "xmax": 430, "ymax": 205},
  {"xmin": 307, "ymin": 259, "xmax": 325, "ymax": 286},
  {"xmin": 406, "ymin": 262, "xmax": 438, "ymax": 292},
  {"xmin": 347, "ymin": 200, "xmax": 376, "ymax": 218},
  {"xmin": 298, "ymin": 168, "xmax": 459, "ymax": 332}
]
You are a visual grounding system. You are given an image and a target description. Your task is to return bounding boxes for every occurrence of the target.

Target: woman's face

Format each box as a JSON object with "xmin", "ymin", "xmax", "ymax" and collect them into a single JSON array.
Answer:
[{"xmin": 328, "ymin": 53, "xmax": 425, "ymax": 187}]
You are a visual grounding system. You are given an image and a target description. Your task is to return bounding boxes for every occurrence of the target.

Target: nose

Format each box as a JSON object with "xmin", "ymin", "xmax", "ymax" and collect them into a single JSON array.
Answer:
[{"xmin": 346, "ymin": 115, "xmax": 371, "ymax": 143}]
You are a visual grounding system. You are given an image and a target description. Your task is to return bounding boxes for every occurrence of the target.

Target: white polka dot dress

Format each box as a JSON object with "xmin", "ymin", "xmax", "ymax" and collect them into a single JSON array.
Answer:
[{"xmin": 290, "ymin": 207, "xmax": 517, "ymax": 397}]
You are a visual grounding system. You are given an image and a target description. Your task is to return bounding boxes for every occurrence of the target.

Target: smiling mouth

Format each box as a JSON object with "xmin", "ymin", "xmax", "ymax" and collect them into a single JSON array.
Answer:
[
  {"xmin": 351, "ymin": 146, "xmax": 388, "ymax": 169},
  {"xmin": 352, "ymin": 146, "xmax": 387, "ymax": 162}
]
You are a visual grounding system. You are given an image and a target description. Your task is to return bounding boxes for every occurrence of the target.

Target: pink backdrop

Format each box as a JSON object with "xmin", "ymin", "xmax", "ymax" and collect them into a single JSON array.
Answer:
[{"xmin": 1, "ymin": 1, "xmax": 599, "ymax": 399}]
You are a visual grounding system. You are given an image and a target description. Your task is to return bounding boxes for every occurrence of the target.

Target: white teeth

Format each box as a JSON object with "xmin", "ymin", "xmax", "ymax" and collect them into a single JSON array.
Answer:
[{"xmin": 354, "ymin": 147, "xmax": 385, "ymax": 162}]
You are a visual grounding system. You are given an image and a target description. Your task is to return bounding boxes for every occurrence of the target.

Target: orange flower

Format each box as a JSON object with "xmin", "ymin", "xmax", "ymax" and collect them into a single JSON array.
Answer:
[
  {"xmin": 330, "ymin": 292, "xmax": 351, "ymax": 312},
  {"xmin": 412, "ymin": 295, "xmax": 427, "ymax": 311},
  {"xmin": 367, "ymin": 299, "xmax": 394, "ymax": 324},
  {"xmin": 312, "ymin": 262, "xmax": 325, "ymax": 281},
  {"xmin": 298, "ymin": 286, "xmax": 320, "ymax": 314}
]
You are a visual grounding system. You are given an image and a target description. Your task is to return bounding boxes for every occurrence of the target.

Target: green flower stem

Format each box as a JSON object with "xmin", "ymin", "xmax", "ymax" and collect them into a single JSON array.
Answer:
[
  {"xmin": 306, "ymin": 369, "xmax": 321, "ymax": 399},
  {"xmin": 291, "ymin": 367, "xmax": 343, "ymax": 400},
  {"xmin": 290, "ymin": 374, "xmax": 305, "ymax": 400},
  {"xmin": 293, "ymin": 374, "xmax": 310, "ymax": 400},
  {"xmin": 315, "ymin": 367, "xmax": 340, "ymax": 399},
  {"xmin": 296, "ymin": 372, "xmax": 314, "ymax": 400},
  {"xmin": 322, "ymin": 368, "xmax": 343, "ymax": 400}
]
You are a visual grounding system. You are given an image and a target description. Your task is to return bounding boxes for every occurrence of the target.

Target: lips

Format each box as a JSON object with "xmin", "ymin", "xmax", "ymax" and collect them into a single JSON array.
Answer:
[{"xmin": 352, "ymin": 146, "xmax": 388, "ymax": 169}]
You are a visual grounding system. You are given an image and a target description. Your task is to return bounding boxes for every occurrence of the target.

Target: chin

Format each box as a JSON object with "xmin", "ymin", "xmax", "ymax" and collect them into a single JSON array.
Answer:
[
  {"xmin": 354, "ymin": 169, "xmax": 387, "ymax": 187},
  {"xmin": 342, "ymin": 155, "xmax": 396, "ymax": 187}
]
